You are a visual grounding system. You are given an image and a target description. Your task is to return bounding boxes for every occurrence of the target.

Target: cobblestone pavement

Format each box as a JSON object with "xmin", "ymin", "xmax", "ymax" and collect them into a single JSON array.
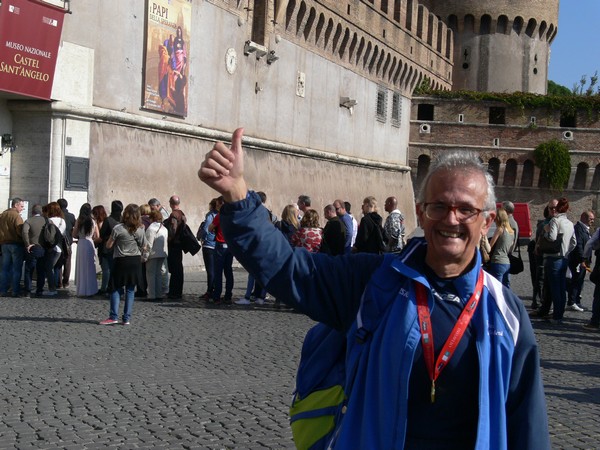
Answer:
[{"xmin": 0, "ymin": 252, "xmax": 599, "ymax": 449}]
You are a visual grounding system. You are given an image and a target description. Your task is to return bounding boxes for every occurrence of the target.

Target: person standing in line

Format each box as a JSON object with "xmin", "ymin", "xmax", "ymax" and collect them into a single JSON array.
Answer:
[
  {"xmin": 166, "ymin": 195, "xmax": 186, "ymax": 300},
  {"xmin": 45, "ymin": 202, "xmax": 66, "ymax": 296},
  {"xmin": 567, "ymin": 210, "xmax": 594, "ymax": 312},
  {"xmin": 92, "ymin": 205, "xmax": 109, "ymax": 295},
  {"xmin": 148, "ymin": 198, "xmax": 170, "ymax": 221},
  {"xmin": 344, "ymin": 201, "xmax": 358, "ymax": 248},
  {"xmin": 22, "ymin": 204, "xmax": 46, "ymax": 296},
  {"xmin": 583, "ymin": 225, "xmax": 600, "ymax": 331},
  {"xmin": 199, "ymin": 198, "xmax": 219, "ymax": 300},
  {"xmin": 352, "ymin": 196, "xmax": 385, "ymax": 254},
  {"xmin": 100, "ymin": 204, "xmax": 147, "ymax": 325},
  {"xmin": 57, "ymin": 198, "xmax": 76, "ymax": 288},
  {"xmin": 209, "ymin": 203, "xmax": 234, "ymax": 304},
  {"xmin": 144, "ymin": 210, "xmax": 168, "ymax": 302},
  {"xmin": 276, "ymin": 205, "xmax": 300, "ymax": 245},
  {"xmin": 198, "ymin": 128, "xmax": 550, "ymax": 449},
  {"xmin": 291, "ymin": 209, "xmax": 323, "ymax": 253},
  {"xmin": 333, "ymin": 200, "xmax": 353, "ymax": 254},
  {"xmin": 73, "ymin": 203, "xmax": 99, "ymax": 297},
  {"xmin": 383, "ymin": 196, "xmax": 405, "ymax": 253},
  {"xmin": 99, "ymin": 201, "xmax": 123, "ymax": 298},
  {"xmin": 487, "ymin": 208, "xmax": 515, "ymax": 287},
  {"xmin": 320, "ymin": 204, "xmax": 346, "ymax": 256},
  {"xmin": 297, "ymin": 194, "xmax": 312, "ymax": 219},
  {"xmin": 0, "ymin": 198, "xmax": 25, "ymax": 297},
  {"xmin": 542, "ymin": 197, "xmax": 576, "ymax": 325}
]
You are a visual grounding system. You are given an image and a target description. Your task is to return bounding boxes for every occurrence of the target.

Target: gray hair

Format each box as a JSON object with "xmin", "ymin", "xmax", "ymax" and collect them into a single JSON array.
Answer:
[
  {"xmin": 416, "ymin": 151, "xmax": 496, "ymax": 215},
  {"xmin": 148, "ymin": 198, "xmax": 160, "ymax": 207},
  {"xmin": 501, "ymin": 201, "xmax": 515, "ymax": 214}
]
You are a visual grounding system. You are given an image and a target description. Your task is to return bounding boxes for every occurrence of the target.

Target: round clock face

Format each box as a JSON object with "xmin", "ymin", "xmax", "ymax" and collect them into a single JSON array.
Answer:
[{"xmin": 225, "ymin": 48, "xmax": 237, "ymax": 74}]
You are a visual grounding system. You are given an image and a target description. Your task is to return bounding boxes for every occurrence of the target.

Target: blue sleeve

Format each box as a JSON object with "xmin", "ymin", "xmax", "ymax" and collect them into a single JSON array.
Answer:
[
  {"xmin": 220, "ymin": 192, "xmax": 384, "ymax": 330},
  {"xmin": 505, "ymin": 297, "xmax": 551, "ymax": 449}
]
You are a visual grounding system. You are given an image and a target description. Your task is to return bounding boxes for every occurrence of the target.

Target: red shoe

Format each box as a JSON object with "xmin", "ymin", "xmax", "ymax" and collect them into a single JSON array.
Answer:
[{"xmin": 99, "ymin": 318, "xmax": 119, "ymax": 325}]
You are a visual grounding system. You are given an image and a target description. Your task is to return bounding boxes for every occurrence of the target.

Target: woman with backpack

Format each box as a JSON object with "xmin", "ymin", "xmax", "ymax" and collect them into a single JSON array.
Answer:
[{"xmin": 99, "ymin": 204, "xmax": 147, "ymax": 326}]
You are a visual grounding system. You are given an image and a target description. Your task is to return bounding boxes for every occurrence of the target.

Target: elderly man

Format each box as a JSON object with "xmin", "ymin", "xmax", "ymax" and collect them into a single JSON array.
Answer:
[
  {"xmin": 198, "ymin": 128, "xmax": 549, "ymax": 449},
  {"xmin": 0, "ymin": 198, "xmax": 25, "ymax": 297}
]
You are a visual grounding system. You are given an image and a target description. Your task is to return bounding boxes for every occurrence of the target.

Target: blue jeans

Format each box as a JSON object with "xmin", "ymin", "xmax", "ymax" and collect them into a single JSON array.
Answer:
[
  {"xmin": 245, "ymin": 274, "xmax": 266, "ymax": 299},
  {"xmin": 1, "ymin": 243, "xmax": 25, "ymax": 295},
  {"xmin": 110, "ymin": 285, "xmax": 135, "ymax": 322},
  {"xmin": 44, "ymin": 249, "xmax": 60, "ymax": 291},
  {"xmin": 212, "ymin": 242, "xmax": 233, "ymax": 301},
  {"xmin": 545, "ymin": 256, "xmax": 569, "ymax": 320},
  {"xmin": 100, "ymin": 254, "xmax": 111, "ymax": 292},
  {"xmin": 487, "ymin": 263, "xmax": 510, "ymax": 287},
  {"xmin": 24, "ymin": 245, "xmax": 45, "ymax": 293}
]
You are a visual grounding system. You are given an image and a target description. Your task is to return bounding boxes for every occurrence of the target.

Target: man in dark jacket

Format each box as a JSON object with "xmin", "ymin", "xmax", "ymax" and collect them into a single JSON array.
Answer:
[
  {"xmin": 568, "ymin": 210, "xmax": 595, "ymax": 311},
  {"xmin": 320, "ymin": 204, "xmax": 346, "ymax": 256},
  {"xmin": 57, "ymin": 198, "xmax": 76, "ymax": 288}
]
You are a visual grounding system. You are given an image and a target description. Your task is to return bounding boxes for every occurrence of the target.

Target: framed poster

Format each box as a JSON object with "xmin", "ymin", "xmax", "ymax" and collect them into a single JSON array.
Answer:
[{"xmin": 143, "ymin": 0, "xmax": 192, "ymax": 117}]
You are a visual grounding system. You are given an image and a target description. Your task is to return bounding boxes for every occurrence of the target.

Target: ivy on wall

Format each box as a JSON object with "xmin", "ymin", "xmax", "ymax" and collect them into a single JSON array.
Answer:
[
  {"xmin": 533, "ymin": 139, "xmax": 571, "ymax": 190},
  {"xmin": 413, "ymin": 87, "xmax": 600, "ymax": 118}
]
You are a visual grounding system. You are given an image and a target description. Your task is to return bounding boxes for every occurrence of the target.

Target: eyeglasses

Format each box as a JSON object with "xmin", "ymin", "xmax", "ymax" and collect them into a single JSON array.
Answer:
[{"xmin": 422, "ymin": 202, "xmax": 483, "ymax": 223}]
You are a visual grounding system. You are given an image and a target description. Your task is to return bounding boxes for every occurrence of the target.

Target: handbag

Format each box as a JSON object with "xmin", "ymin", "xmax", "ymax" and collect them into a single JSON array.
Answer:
[
  {"xmin": 508, "ymin": 244, "xmax": 524, "ymax": 275},
  {"xmin": 536, "ymin": 233, "xmax": 563, "ymax": 254}
]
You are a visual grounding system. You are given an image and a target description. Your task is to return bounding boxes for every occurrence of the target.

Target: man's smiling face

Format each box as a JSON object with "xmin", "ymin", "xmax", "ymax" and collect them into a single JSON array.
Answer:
[{"xmin": 417, "ymin": 169, "xmax": 494, "ymax": 277}]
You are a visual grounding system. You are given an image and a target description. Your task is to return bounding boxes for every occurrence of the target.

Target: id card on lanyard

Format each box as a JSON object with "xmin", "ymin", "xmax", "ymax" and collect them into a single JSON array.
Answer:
[{"xmin": 415, "ymin": 270, "xmax": 484, "ymax": 403}]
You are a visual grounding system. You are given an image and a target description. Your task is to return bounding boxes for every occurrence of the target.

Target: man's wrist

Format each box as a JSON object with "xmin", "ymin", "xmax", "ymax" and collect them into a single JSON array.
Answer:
[{"xmin": 223, "ymin": 181, "xmax": 248, "ymax": 203}]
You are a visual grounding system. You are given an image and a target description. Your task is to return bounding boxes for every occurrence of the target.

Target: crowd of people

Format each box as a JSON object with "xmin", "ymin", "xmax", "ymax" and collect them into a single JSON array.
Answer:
[
  {"xmin": 197, "ymin": 191, "xmax": 406, "ymax": 306},
  {"xmin": 525, "ymin": 197, "xmax": 600, "ymax": 330},
  {"xmin": 0, "ymin": 191, "xmax": 407, "ymax": 322}
]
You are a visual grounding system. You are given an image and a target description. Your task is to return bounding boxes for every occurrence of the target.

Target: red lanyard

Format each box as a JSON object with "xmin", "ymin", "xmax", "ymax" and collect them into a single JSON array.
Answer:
[{"xmin": 415, "ymin": 270, "xmax": 483, "ymax": 403}]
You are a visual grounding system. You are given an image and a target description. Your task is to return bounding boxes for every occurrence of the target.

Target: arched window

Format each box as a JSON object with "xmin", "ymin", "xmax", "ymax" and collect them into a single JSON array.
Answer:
[
  {"xmin": 525, "ymin": 18, "xmax": 536, "ymax": 37},
  {"xmin": 521, "ymin": 160, "xmax": 534, "ymax": 187},
  {"xmin": 573, "ymin": 162, "xmax": 589, "ymax": 190},
  {"xmin": 296, "ymin": 2, "xmax": 307, "ymax": 36},
  {"xmin": 480, "ymin": 15, "xmax": 491, "ymax": 34},
  {"xmin": 315, "ymin": 14, "xmax": 325, "ymax": 43},
  {"xmin": 591, "ymin": 164, "xmax": 600, "ymax": 190},
  {"xmin": 513, "ymin": 16, "xmax": 524, "ymax": 35},
  {"xmin": 303, "ymin": 8, "xmax": 316, "ymax": 41},
  {"xmin": 285, "ymin": 0, "xmax": 296, "ymax": 30},
  {"xmin": 488, "ymin": 158, "xmax": 500, "ymax": 185},
  {"xmin": 496, "ymin": 15, "xmax": 508, "ymax": 34},
  {"xmin": 503, "ymin": 159, "xmax": 517, "ymax": 187}
]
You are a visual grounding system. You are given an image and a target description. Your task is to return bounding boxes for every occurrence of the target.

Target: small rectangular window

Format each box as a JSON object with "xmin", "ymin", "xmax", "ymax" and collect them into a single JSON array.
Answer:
[
  {"xmin": 489, "ymin": 107, "xmax": 505, "ymax": 125},
  {"xmin": 417, "ymin": 103, "xmax": 434, "ymax": 121},
  {"xmin": 458, "ymin": 113, "xmax": 464, "ymax": 123},
  {"xmin": 560, "ymin": 112, "xmax": 576, "ymax": 128},
  {"xmin": 376, "ymin": 87, "xmax": 388, "ymax": 123},
  {"xmin": 391, "ymin": 92, "xmax": 401, "ymax": 127},
  {"xmin": 493, "ymin": 138, "xmax": 500, "ymax": 147}
]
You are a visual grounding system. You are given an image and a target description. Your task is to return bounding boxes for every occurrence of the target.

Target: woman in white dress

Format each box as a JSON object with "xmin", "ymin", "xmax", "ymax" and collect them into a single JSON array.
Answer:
[{"xmin": 72, "ymin": 203, "xmax": 99, "ymax": 296}]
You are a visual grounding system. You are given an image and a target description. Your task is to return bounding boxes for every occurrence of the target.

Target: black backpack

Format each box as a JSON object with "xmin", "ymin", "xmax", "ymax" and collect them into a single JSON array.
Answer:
[{"xmin": 39, "ymin": 218, "xmax": 62, "ymax": 249}]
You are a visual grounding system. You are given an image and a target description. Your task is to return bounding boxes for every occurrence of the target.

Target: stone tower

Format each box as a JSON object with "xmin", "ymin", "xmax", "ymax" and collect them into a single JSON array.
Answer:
[{"xmin": 422, "ymin": 0, "xmax": 559, "ymax": 94}]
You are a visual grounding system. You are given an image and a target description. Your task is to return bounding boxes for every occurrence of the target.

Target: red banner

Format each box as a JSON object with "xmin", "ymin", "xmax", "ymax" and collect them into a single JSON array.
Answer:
[{"xmin": 0, "ymin": 0, "xmax": 66, "ymax": 100}]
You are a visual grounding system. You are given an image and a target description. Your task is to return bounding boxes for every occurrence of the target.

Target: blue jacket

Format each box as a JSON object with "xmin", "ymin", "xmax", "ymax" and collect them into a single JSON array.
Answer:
[{"xmin": 221, "ymin": 192, "xmax": 549, "ymax": 450}]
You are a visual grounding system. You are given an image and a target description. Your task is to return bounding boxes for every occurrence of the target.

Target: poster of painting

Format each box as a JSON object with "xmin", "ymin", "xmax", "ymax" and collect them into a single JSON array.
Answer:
[{"xmin": 143, "ymin": 0, "xmax": 192, "ymax": 117}]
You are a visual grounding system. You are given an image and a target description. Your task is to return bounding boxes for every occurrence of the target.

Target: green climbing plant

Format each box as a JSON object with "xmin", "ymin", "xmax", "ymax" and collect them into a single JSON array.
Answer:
[{"xmin": 533, "ymin": 139, "xmax": 571, "ymax": 190}]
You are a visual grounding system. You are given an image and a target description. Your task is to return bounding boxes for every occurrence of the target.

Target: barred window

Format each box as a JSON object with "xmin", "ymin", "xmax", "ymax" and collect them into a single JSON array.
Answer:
[
  {"xmin": 391, "ymin": 92, "xmax": 401, "ymax": 127},
  {"xmin": 376, "ymin": 87, "xmax": 387, "ymax": 123}
]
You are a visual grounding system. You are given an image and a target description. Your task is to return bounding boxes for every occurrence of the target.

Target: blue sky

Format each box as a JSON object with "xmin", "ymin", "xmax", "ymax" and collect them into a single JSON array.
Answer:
[{"xmin": 548, "ymin": 0, "xmax": 600, "ymax": 89}]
